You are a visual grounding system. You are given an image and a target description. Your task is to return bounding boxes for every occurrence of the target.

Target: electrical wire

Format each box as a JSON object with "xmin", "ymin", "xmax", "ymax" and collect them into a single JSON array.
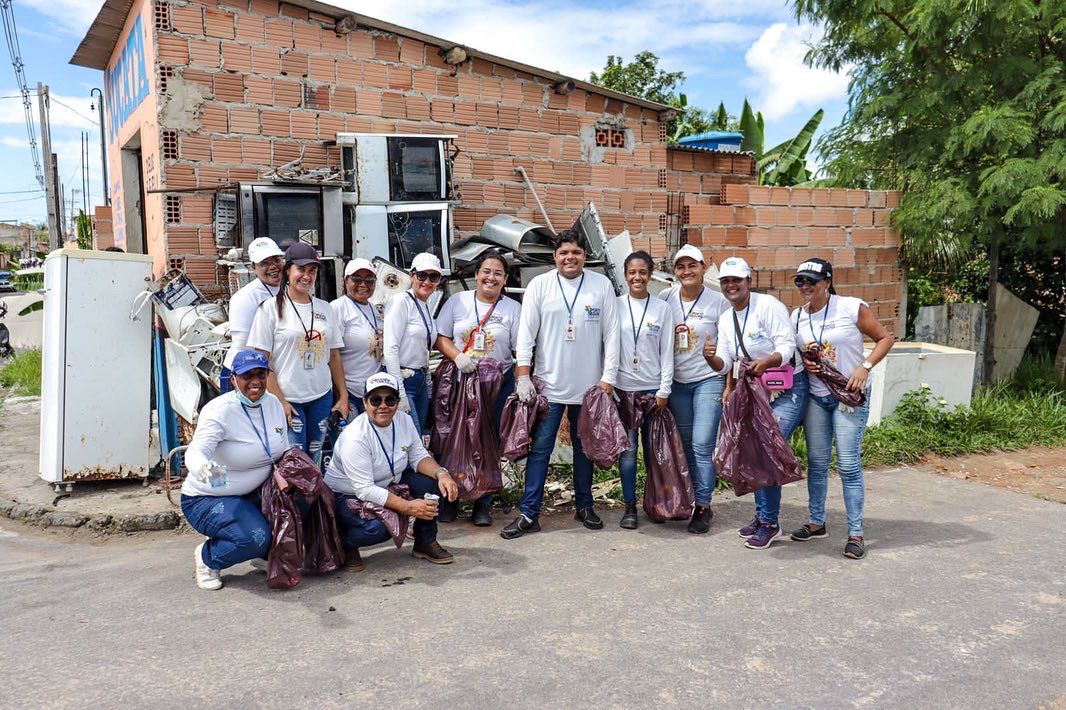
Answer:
[
  {"xmin": 49, "ymin": 96, "xmax": 99, "ymax": 126},
  {"xmin": 0, "ymin": 0, "xmax": 43, "ymax": 187}
]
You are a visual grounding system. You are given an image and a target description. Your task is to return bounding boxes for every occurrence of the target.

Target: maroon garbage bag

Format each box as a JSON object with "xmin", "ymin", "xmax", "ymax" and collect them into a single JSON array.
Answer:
[
  {"xmin": 619, "ymin": 391, "xmax": 693, "ymax": 522},
  {"xmin": 577, "ymin": 386, "xmax": 629, "ymax": 468},
  {"xmin": 345, "ymin": 483, "xmax": 413, "ymax": 548},
  {"xmin": 499, "ymin": 376, "xmax": 548, "ymax": 462},
  {"xmin": 800, "ymin": 345, "xmax": 866, "ymax": 408},
  {"xmin": 430, "ymin": 358, "xmax": 505, "ymax": 501},
  {"xmin": 713, "ymin": 364, "xmax": 805, "ymax": 496},
  {"xmin": 260, "ymin": 447, "xmax": 344, "ymax": 589}
]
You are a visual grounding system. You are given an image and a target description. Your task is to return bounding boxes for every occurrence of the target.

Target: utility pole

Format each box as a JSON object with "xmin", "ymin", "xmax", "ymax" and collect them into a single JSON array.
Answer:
[
  {"xmin": 81, "ymin": 132, "xmax": 88, "ymax": 215},
  {"xmin": 90, "ymin": 88, "xmax": 108, "ymax": 205},
  {"xmin": 37, "ymin": 82, "xmax": 60, "ymax": 250}
]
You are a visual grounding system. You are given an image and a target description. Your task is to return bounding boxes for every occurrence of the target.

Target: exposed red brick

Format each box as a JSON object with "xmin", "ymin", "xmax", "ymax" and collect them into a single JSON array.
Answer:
[
  {"xmin": 188, "ymin": 39, "xmax": 221, "ymax": 68},
  {"xmin": 388, "ymin": 66, "xmax": 413, "ymax": 91},
  {"xmin": 292, "ymin": 22, "xmax": 320, "ymax": 50},
  {"xmin": 273, "ymin": 79, "xmax": 301, "ymax": 107},
  {"xmin": 381, "ymin": 92, "xmax": 406, "ymax": 119},
  {"xmin": 279, "ymin": 2, "xmax": 308, "ymax": 19},
  {"xmin": 212, "ymin": 136, "xmax": 242, "ymax": 163},
  {"xmin": 222, "ymin": 42, "xmax": 253, "ymax": 72},
  {"xmin": 213, "ymin": 73, "xmax": 244, "ymax": 102},
  {"xmin": 251, "ymin": 47, "xmax": 281, "ymax": 75},
  {"xmin": 290, "ymin": 112, "xmax": 317, "ymax": 139},
  {"xmin": 374, "ymin": 36, "xmax": 400, "ymax": 62},
  {"xmin": 356, "ymin": 91, "xmax": 383, "ymax": 116},
  {"xmin": 811, "ymin": 189, "xmax": 831, "ymax": 206},
  {"xmin": 250, "ymin": 0, "xmax": 279, "ymax": 16},
  {"xmin": 181, "ymin": 134, "xmax": 212, "ymax": 162},
  {"xmin": 281, "ymin": 51, "xmax": 308, "ymax": 77},
  {"xmin": 261, "ymin": 110, "xmax": 290, "ymax": 136},
  {"xmin": 308, "ymin": 56, "xmax": 334, "ymax": 82},
  {"xmin": 362, "ymin": 63, "xmax": 387, "ymax": 89},
  {"xmin": 264, "ymin": 18, "xmax": 293, "ymax": 47},
  {"xmin": 399, "ymin": 38, "xmax": 425, "ymax": 64},
  {"xmin": 172, "ymin": 4, "xmax": 203, "ymax": 34},
  {"xmin": 200, "ymin": 103, "xmax": 229, "ymax": 132},
  {"xmin": 236, "ymin": 14, "xmax": 265, "ymax": 42}
]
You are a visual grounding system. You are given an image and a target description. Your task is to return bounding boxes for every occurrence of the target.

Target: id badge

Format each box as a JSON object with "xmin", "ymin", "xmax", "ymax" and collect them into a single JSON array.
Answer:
[
  {"xmin": 473, "ymin": 330, "xmax": 487, "ymax": 351},
  {"xmin": 565, "ymin": 322, "xmax": 576, "ymax": 341},
  {"xmin": 732, "ymin": 361, "xmax": 741, "ymax": 379},
  {"xmin": 303, "ymin": 350, "xmax": 315, "ymax": 370},
  {"xmin": 676, "ymin": 328, "xmax": 689, "ymax": 350},
  {"xmin": 631, "ymin": 355, "xmax": 640, "ymax": 367}
]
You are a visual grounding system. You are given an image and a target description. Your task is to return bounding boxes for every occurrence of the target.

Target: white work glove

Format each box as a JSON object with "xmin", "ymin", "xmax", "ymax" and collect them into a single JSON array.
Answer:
[
  {"xmin": 398, "ymin": 395, "xmax": 411, "ymax": 413},
  {"xmin": 454, "ymin": 353, "xmax": 476, "ymax": 374},
  {"xmin": 516, "ymin": 375, "xmax": 535, "ymax": 403}
]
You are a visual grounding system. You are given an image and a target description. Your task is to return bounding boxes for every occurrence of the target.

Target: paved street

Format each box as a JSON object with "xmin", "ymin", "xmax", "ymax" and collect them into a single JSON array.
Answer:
[{"xmin": 1, "ymin": 467, "xmax": 1063, "ymax": 709}]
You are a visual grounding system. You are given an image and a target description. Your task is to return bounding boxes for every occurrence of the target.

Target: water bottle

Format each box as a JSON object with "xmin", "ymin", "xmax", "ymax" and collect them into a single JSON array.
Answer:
[{"xmin": 205, "ymin": 460, "xmax": 228, "ymax": 489}]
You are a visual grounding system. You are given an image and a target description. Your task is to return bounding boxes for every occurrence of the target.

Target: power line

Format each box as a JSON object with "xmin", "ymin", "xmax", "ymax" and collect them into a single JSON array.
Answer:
[
  {"xmin": 50, "ymin": 95, "xmax": 99, "ymax": 126},
  {"xmin": 0, "ymin": 187, "xmax": 43, "ymax": 194},
  {"xmin": 0, "ymin": 0, "xmax": 43, "ymax": 187}
]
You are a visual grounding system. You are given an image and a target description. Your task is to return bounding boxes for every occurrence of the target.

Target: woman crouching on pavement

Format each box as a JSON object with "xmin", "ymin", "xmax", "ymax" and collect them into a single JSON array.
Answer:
[
  {"xmin": 789, "ymin": 258, "xmax": 894, "ymax": 559},
  {"xmin": 323, "ymin": 373, "xmax": 459, "ymax": 570},
  {"xmin": 181, "ymin": 350, "xmax": 289, "ymax": 591},
  {"xmin": 709, "ymin": 257, "xmax": 809, "ymax": 551}
]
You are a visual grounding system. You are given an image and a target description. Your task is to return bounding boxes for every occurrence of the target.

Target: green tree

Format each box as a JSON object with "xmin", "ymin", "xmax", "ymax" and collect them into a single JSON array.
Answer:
[{"xmin": 794, "ymin": 0, "xmax": 1066, "ymax": 380}]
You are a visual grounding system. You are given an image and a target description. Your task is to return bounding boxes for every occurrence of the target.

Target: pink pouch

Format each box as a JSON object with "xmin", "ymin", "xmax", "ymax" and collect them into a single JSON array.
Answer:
[{"xmin": 760, "ymin": 365, "xmax": 794, "ymax": 391}]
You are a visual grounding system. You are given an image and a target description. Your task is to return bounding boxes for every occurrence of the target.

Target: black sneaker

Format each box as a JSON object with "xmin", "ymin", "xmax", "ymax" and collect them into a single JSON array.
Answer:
[
  {"xmin": 843, "ymin": 536, "xmax": 866, "ymax": 559},
  {"xmin": 687, "ymin": 505, "xmax": 712, "ymax": 534},
  {"xmin": 470, "ymin": 500, "xmax": 492, "ymax": 527},
  {"xmin": 437, "ymin": 499, "xmax": 459, "ymax": 523},
  {"xmin": 500, "ymin": 514, "xmax": 541, "ymax": 539},
  {"xmin": 619, "ymin": 502, "xmax": 638, "ymax": 530},
  {"xmin": 575, "ymin": 507, "xmax": 604, "ymax": 530},
  {"xmin": 412, "ymin": 540, "xmax": 454, "ymax": 564},
  {"xmin": 790, "ymin": 524, "xmax": 828, "ymax": 542}
]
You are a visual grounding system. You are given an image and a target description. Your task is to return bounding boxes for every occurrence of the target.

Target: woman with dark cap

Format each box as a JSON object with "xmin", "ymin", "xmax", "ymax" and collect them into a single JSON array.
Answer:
[
  {"xmin": 248, "ymin": 242, "xmax": 348, "ymax": 465},
  {"xmin": 790, "ymin": 257, "xmax": 894, "ymax": 559}
]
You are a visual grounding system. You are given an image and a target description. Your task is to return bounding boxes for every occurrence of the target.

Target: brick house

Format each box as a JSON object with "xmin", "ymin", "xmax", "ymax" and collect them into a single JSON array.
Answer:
[{"xmin": 72, "ymin": 0, "xmax": 904, "ymax": 333}]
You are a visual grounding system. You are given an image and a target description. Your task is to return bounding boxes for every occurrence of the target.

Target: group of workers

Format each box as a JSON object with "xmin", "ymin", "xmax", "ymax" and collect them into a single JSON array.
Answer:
[{"xmin": 180, "ymin": 231, "xmax": 894, "ymax": 591}]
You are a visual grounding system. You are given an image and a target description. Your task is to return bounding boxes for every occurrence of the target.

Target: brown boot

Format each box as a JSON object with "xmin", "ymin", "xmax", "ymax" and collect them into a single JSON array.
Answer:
[
  {"xmin": 343, "ymin": 549, "xmax": 364, "ymax": 572},
  {"xmin": 412, "ymin": 540, "xmax": 454, "ymax": 565}
]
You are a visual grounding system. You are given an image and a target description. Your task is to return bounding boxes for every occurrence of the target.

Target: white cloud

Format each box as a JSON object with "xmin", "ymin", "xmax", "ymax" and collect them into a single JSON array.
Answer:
[
  {"xmin": 744, "ymin": 22, "xmax": 849, "ymax": 120},
  {"xmin": 0, "ymin": 89, "xmax": 101, "ymax": 131},
  {"xmin": 17, "ymin": 0, "xmax": 100, "ymax": 37}
]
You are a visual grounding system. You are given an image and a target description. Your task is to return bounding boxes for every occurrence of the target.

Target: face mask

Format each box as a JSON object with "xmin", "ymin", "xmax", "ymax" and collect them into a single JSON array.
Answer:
[{"xmin": 235, "ymin": 388, "xmax": 262, "ymax": 408}]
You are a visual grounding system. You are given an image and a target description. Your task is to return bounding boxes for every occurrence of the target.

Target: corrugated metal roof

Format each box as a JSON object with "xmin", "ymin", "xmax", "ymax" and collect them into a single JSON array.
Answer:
[
  {"xmin": 678, "ymin": 131, "xmax": 744, "ymax": 144},
  {"xmin": 70, "ymin": 1, "xmax": 673, "ymax": 113}
]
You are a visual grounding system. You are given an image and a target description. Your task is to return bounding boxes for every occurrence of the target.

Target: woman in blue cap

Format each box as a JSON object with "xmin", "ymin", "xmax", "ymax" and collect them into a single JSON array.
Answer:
[{"xmin": 181, "ymin": 350, "xmax": 289, "ymax": 591}]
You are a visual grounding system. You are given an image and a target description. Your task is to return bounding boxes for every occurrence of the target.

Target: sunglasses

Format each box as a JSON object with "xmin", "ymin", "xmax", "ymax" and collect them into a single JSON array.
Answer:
[
  {"xmin": 367, "ymin": 394, "xmax": 400, "ymax": 407},
  {"xmin": 348, "ymin": 276, "xmax": 376, "ymax": 286},
  {"xmin": 794, "ymin": 276, "xmax": 824, "ymax": 288},
  {"xmin": 414, "ymin": 271, "xmax": 442, "ymax": 284}
]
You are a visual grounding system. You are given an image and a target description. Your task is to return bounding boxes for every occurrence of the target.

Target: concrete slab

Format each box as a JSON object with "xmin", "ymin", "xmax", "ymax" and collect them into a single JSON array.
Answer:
[{"xmin": 0, "ymin": 467, "xmax": 1062, "ymax": 707}]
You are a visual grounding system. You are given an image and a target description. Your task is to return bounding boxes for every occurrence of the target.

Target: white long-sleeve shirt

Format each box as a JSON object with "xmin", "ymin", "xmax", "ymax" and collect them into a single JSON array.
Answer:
[
  {"xmin": 247, "ymin": 297, "xmax": 343, "ymax": 404},
  {"xmin": 383, "ymin": 291, "xmax": 435, "ymax": 390},
  {"xmin": 435, "ymin": 290, "xmax": 521, "ymax": 369},
  {"xmin": 330, "ymin": 296, "xmax": 384, "ymax": 397},
  {"xmin": 181, "ymin": 391, "xmax": 288, "ymax": 497},
  {"xmin": 658, "ymin": 285, "xmax": 730, "ymax": 384},
  {"xmin": 516, "ymin": 268, "xmax": 619, "ymax": 404},
  {"xmin": 223, "ymin": 278, "xmax": 277, "ymax": 369},
  {"xmin": 323, "ymin": 411, "xmax": 432, "ymax": 505},
  {"xmin": 715, "ymin": 292, "xmax": 796, "ymax": 375},
  {"xmin": 616, "ymin": 294, "xmax": 675, "ymax": 398}
]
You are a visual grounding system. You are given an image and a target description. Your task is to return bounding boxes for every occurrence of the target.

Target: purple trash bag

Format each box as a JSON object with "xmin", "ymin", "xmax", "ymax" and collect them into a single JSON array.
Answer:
[
  {"xmin": 618, "ymin": 391, "xmax": 693, "ymax": 522},
  {"xmin": 800, "ymin": 344, "xmax": 866, "ymax": 408},
  {"xmin": 499, "ymin": 376, "xmax": 548, "ymax": 462},
  {"xmin": 345, "ymin": 483, "xmax": 413, "ymax": 548},
  {"xmin": 577, "ymin": 386, "xmax": 629, "ymax": 469}
]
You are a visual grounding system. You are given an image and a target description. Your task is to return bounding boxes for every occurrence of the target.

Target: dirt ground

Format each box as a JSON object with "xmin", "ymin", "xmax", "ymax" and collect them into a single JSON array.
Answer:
[{"xmin": 909, "ymin": 446, "xmax": 1066, "ymax": 504}]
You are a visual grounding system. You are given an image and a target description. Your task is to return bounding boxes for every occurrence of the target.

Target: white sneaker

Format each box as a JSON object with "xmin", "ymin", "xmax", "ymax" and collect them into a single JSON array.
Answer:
[
  {"xmin": 194, "ymin": 542, "xmax": 222, "ymax": 591},
  {"xmin": 249, "ymin": 557, "xmax": 268, "ymax": 572}
]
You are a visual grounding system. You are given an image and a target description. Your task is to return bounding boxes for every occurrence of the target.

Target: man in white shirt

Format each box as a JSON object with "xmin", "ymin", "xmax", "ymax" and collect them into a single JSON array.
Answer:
[
  {"xmin": 221, "ymin": 237, "xmax": 285, "ymax": 392},
  {"xmin": 501, "ymin": 230, "xmax": 620, "ymax": 539}
]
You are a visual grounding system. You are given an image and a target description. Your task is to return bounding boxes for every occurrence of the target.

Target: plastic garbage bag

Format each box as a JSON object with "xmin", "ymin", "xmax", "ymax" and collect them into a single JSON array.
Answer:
[
  {"xmin": 577, "ymin": 386, "xmax": 629, "ymax": 469},
  {"xmin": 429, "ymin": 358, "xmax": 505, "ymax": 501},
  {"xmin": 499, "ymin": 376, "xmax": 549, "ymax": 462},
  {"xmin": 619, "ymin": 391, "xmax": 694, "ymax": 522},
  {"xmin": 345, "ymin": 483, "xmax": 413, "ymax": 548},
  {"xmin": 260, "ymin": 447, "xmax": 344, "ymax": 589},
  {"xmin": 800, "ymin": 345, "xmax": 866, "ymax": 408},
  {"xmin": 713, "ymin": 363, "xmax": 805, "ymax": 496}
]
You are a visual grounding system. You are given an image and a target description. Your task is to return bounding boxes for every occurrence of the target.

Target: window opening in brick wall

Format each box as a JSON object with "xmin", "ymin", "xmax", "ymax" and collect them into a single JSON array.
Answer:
[
  {"xmin": 168, "ymin": 257, "xmax": 185, "ymax": 273},
  {"xmin": 160, "ymin": 65, "xmax": 174, "ymax": 93},
  {"xmin": 162, "ymin": 130, "xmax": 177, "ymax": 160},
  {"xmin": 154, "ymin": 1, "xmax": 171, "ymax": 32},
  {"xmin": 165, "ymin": 195, "xmax": 181, "ymax": 223},
  {"xmin": 595, "ymin": 127, "xmax": 627, "ymax": 148},
  {"xmin": 658, "ymin": 123, "xmax": 668, "ymax": 143}
]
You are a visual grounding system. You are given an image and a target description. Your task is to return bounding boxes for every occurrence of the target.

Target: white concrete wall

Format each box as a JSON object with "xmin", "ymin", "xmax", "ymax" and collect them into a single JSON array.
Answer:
[
  {"xmin": 866, "ymin": 342, "xmax": 977, "ymax": 427},
  {"xmin": 1, "ymin": 293, "xmax": 44, "ymax": 351}
]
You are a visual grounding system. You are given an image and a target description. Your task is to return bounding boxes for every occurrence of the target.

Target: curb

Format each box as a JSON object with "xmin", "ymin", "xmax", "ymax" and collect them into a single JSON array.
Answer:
[{"xmin": 0, "ymin": 499, "xmax": 183, "ymax": 533}]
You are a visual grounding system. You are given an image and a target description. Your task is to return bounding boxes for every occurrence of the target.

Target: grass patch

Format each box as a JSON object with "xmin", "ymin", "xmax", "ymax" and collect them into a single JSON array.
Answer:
[{"xmin": 0, "ymin": 349, "xmax": 42, "ymax": 396}]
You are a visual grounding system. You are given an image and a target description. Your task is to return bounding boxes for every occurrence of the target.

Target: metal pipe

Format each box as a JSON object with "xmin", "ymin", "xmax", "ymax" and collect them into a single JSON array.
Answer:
[
  {"xmin": 90, "ymin": 88, "xmax": 109, "ymax": 205},
  {"xmin": 512, "ymin": 165, "xmax": 555, "ymax": 233}
]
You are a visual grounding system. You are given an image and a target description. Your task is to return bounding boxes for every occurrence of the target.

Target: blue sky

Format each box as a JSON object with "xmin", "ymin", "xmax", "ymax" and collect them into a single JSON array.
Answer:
[{"xmin": 0, "ymin": 0, "xmax": 850, "ymax": 225}]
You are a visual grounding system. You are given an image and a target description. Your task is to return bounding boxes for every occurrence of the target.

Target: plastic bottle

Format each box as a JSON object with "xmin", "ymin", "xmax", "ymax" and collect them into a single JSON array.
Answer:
[{"xmin": 204, "ymin": 460, "xmax": 228, "ymax": 489}]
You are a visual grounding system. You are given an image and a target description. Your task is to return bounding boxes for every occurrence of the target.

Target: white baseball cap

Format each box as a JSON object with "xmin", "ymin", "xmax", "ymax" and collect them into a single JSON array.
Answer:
[
  {"xmin": 673, "ymin": 244, "xmax": 705, "ymax": 265},
  {"xmin": 364, "ymin": 372, "xmax": 400, "ymax": 395},
  {"xmin": 410, "ymin": 252, "xmax": 443, "ymax": 273},
  {"xmin": 247, "ymin": 237, "xmax": 284, "ymax": 264},
  {"xmin": 344, "ymin": 258, "xmax": 376, "ymax": 277},
  {"xmin": 718, "ymin": 256, "xmax": 752, "ymax": 279}
]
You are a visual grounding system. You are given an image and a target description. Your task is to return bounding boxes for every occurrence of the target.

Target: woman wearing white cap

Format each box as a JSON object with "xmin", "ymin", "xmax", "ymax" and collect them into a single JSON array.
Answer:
[
  {"xmin": 324, "ymin": 372, "xmax": 459, "ymax": 569},
  {"xmin": 221, "ymin": 237, "xmax": 285, "ymax": 393},
  {"xmin": 383, "ymin": 252, "xmax": 442, "ymax": 434},
  {"xmin": 248, "ymin": 242, "xmax": 348, "ymax": 466},
  {"xmin": 710, "ymin": 256, "xmax": 808, "ymax": 551},
  {"xmin": 433, "ymin": 249, "xmax": 521, "ymax": 526},
  {"xmin": 658, "ymin": 243, "xmax": 730, "ymax": 534},
  {"xmin": 331, "ymin": 258, "xmax": 384, "ymax": 417}
]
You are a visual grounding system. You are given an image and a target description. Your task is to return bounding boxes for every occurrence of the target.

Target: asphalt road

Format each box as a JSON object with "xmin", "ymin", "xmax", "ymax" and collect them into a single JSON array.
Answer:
[{"xmin": 1, "ymin": 467, "xmax": 1063, "ymax": 709}]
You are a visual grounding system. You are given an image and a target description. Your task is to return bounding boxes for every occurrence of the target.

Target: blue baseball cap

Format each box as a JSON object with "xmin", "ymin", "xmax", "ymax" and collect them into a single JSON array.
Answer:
[{"xmin": 231, "ymin": 350, "xmax": 272, "ymax": 375}]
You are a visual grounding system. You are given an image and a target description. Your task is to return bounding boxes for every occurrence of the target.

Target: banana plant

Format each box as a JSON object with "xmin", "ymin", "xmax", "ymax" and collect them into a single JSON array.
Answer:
[{"xmin": 737, "ymin": 99, "xmax": 823, "ymax": 186}]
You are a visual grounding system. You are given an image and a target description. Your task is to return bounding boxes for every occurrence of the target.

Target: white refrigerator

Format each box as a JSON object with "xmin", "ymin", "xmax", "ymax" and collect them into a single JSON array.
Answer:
[{"xmin": 39, "ymin": 249, "xmax": 154, "ymax": 486}]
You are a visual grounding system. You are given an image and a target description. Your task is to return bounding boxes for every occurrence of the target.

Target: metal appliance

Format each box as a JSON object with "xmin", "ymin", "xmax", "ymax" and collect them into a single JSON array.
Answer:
[
  {"xmin": 337, "ymin": 133, "xmax": 455, "ymax": 203},
  {"xmin": 349, "ymin": 202, "xmax": 451, "ymax": 273}
]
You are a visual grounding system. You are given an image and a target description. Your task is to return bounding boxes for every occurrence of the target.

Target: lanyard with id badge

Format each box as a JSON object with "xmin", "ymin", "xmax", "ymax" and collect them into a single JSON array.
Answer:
[
  {"xmin": 288, "ymin": 295, "xmax": 321, "ymax": 370},
  {"xmin": 676, "ymin": 287, "xmax": 704, "ymax": 350},
  {"xmin": 627, "ymin": 295, "xmax": 650, "ymax": 368},
  {"xmin": 464, "ymin": 294, "xmax": 499, "ymax": 353},
  {"xmin": 557, "ymin": 272, "xmax": 585, "ymax": 342}
]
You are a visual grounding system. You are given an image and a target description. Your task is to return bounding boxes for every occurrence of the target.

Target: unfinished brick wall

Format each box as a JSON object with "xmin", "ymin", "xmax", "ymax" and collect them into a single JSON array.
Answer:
[{"xmin": 92, "ymin": 206, "xmax": 115, "ymax": 249}]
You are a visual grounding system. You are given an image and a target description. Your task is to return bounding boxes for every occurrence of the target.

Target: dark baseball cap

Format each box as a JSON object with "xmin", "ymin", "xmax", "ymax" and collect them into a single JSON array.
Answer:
[
  {"xmin": 285, "ymin": 242, "xmax": 321, "ymax": 266},
  {"xmin": 795, "ymin": 258, "xmax": 832, "ymax": 281}
]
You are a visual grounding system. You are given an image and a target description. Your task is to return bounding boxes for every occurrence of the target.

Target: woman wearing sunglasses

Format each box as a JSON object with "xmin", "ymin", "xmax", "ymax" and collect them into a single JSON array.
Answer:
[
  {"xmin": 789, "ymin": 258, "xmax": 894, "ymax": 560},
  {"xmin": 710, "ymin": 256, "xmax": 808, "ymax": 551},
  {"xmin": 383, "ymin": 252, "xmax": 443, "ymax": 435},
  {"xmin": 324, "ymin": 372, "xmax": 459, "ymax": 570},
  {"xmin": 433, "ymin": 249, "xmax": 521, "ymax": 526},
  {"xmin": 330, "ymin": 258, "xmax": 384, "ymax": 417},
  {"xmin": 248, "ymin": 243, "xmax": 348, "ymax": 466}
]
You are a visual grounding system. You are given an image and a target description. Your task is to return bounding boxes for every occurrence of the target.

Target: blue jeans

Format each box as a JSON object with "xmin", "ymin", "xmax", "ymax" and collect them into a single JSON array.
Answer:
[
  {"xmin": 403, "ymin": 369, "xmax": 431, "ymax": 434},
  {"xmin": 347, "ymin": 393, "xmax": 365, "ymax": 417},
  {"xmin": 219, "ymin": 366, "xmax": 233, "ymax": 394},
  {"xmin": 752, "ymin": 370, "xmax": 809, "ymax": 525},
  {"xmin": 520, "ymin": 403, "xmax": 593, "ymax": 519},
  {"xmin": 333, "ymin": 468, "xmax": 441, "ymax": 549},
  {"xmin": 669, "ymin": 376, "xmax": 725, "ymax": 506},
  {"xmin": 619, "ymin": 388, "xmax": 656, "ymax": 505},
  {"xmin": 181, "ymin": 492, "xmax": 270, "ymax": 570},
  {"xmin": 804, "ymin": 392, "xmax": 870, "ymax": 536},
  {"xmin": 288, "ymin": 392, "xmax": 333, "ymax": 467}
]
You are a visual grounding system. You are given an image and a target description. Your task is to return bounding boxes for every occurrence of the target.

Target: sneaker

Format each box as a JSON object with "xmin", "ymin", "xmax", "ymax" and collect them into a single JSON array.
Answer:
[
  {"xmin": 500, "ymin": 514, "xmax": 541, "ymax": 540},
  {"xmin": 737, "ymin": 517, "xmax": 760, "ymax": 539},
  {"xmin": 687, "ymin": 505, "xmax": 712, "ymax": 534},
  {"xmin": 620, "ymin": 502, "xmax": 638, "ymax": 530},
  {"xmin": 438, "ymin": 499, "xmax": 459, "ymax": 523},
  {"xmin": 575, "ymin": 507, "xmax": 604, "ymax": 530},
  {"xmin": 412, "ymin": 540, "xmax": 454, "ymax": 564},
  {"xmin": 790, "ymin": 524, "xmax": 828, "ymax": 542},
  {"xmin": 194, "ymin": 542, "xmax": 222, "ymax": 591},
  {"xmin": 343, "ymin": 549, "xmax": 364, "ymax": 572},
  {"xmin": 843, "ymin": 536, "xmax": 866, "ymax": 559},
  {"xmin": 744, "ymin": 523, "xmax": 781, "ymax": 550},
  {"xmin": 470, "ymin": 500, "xmax": 493, "ymax": 527}
]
